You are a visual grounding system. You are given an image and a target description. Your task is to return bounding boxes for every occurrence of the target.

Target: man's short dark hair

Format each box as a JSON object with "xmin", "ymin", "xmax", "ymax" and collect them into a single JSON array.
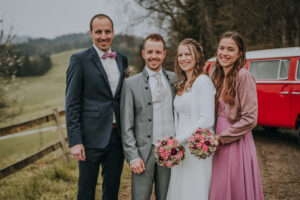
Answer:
[
  {"xmin": 90, "ymin": 14, "xmax": 114, "ymax": 31},
  {"xmin": 143, "ymin": 33, "xmax": 166, "ymax": 50}
]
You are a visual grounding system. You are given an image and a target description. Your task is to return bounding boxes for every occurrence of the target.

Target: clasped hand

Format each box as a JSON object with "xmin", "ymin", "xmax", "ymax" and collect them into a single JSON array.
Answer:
[{"xmin": 130, "ymin": 158, "xmax": 145, "ymax": 174}]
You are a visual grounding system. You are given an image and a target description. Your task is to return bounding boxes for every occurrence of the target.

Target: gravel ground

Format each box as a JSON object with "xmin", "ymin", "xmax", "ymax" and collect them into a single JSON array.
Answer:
[
  {"xmin": 253, "ymin": 127, "xmax": 300, "ymax": 200},
  {"xmin": 149, "ymin": 127, "xmax": 300, "ymax": 200}
]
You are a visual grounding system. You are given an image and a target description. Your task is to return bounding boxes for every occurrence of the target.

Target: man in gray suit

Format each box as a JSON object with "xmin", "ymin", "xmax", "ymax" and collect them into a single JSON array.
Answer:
[{"xmin": 121, "ymin": 34, "xmax": 176, "ymax": 200}]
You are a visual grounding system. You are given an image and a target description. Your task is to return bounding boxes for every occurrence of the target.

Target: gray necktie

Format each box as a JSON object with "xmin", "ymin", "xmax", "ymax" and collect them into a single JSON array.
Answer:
[
  {"xmin": 154, "ymin": 73, "xmax": 163, "ymax": 89},
  {"xmin": 153, "ymin": 73, "xmax": 165, "ymax": 103}
]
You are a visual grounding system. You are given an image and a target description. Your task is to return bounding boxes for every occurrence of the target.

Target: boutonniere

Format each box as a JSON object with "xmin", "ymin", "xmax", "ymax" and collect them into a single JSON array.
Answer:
[{"xmin": 124, "ymin": 66, "xmax": 136, "ymax": 78}]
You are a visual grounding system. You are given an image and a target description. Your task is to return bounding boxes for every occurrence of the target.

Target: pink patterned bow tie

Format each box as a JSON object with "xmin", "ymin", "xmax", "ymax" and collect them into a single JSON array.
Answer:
[{"xmin": 101, "ymin": 52, "xmax": 116, "ymax": 59}]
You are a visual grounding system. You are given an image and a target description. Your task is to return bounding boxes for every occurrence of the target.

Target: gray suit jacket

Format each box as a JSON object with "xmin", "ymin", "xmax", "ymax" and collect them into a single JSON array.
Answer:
[{"xmin": 120, "ymin": 67, "xmax": 176, "ymax": 163}]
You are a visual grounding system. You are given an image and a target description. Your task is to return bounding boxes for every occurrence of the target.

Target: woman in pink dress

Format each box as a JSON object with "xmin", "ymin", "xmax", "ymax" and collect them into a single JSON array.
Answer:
[{"xmin": 209, "ymin": 32, "xmax": 264, "ymax": 200}]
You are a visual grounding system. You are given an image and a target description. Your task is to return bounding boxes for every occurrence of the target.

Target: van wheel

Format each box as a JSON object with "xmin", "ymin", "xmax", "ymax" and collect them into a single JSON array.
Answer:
[{"xmin": 264, "ymin": 126, "xmax": 277, "ymax": 134}]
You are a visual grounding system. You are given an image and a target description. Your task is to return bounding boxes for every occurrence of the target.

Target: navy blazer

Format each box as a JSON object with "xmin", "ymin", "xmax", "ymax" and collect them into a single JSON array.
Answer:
[{"xmin": 65, "ymin": 47, "xmax": 128, "ymax": 148}]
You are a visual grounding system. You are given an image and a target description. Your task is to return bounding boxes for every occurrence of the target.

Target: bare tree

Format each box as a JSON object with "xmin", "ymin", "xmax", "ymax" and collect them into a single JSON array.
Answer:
[
  {"xmin": 135, "ymin": 0, "xmax": 221, "ymax": 58},
  {"xmin": 0, "ymin": 19, "xmax": 24, "ymax": 121},
  {"xmin": 135, "ymin": 0, "xmax": 300, "ymax": 58}
]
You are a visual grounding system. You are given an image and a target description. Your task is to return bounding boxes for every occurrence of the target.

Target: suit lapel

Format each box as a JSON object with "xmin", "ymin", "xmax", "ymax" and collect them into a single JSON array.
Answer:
[
  {"xmin": 114, "ymin": 53, "xmax": 124, "ymax": 97},
  {"xmin": 142, "ymin": 68, "xmax": 153, "ymax": 103},
  {"xmin": 90, "ymin": 47, "xmax": 111, "ymax": 91}
]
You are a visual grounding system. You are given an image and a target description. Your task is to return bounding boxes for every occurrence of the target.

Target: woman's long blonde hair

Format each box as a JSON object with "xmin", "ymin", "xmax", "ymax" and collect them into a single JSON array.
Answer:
[{"xmin": 175, "ymin": 38, "xmax": 207, "ymax": 95}]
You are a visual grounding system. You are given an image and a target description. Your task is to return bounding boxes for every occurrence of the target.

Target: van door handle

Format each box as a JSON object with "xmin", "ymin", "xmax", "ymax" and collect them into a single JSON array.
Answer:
[
  {"xmin": 281, "ymin": 91, "xmax": 289, "ymax": 94},
  {"xmin": 291, "ymin": 92, "xmax": 300, "ymax": 95}
]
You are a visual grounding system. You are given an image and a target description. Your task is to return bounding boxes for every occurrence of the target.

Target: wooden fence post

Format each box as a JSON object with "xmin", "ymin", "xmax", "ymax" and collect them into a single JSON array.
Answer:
[{"xmin": 53, "ymin": 108, "xmax": 69, "ymax": 162}]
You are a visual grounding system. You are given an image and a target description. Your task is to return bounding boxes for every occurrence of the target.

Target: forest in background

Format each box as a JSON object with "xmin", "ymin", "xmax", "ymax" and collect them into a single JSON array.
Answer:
[
  {"xmin": 16, "ymin": 33, "xmax": 143, "ymax": 66},
  {"xmin": 134, "ymin": 0, "xmax": 300, "ymax": 71}
]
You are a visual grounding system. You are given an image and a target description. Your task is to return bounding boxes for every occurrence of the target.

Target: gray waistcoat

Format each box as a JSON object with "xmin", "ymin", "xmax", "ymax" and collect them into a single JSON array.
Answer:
[{"xmin": 152, "ymin": 83, "xmax": 175, "ymax": 144}]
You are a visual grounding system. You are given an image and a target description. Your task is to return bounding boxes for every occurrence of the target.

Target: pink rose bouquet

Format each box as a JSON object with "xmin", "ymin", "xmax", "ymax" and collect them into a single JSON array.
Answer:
[
  {"xmin": 188, "ymin": 128, "xmax": 218, "ymax": 159},
  {"xmin": 154, "ymin": 136, "xmax": 185, "ymax": 168}
]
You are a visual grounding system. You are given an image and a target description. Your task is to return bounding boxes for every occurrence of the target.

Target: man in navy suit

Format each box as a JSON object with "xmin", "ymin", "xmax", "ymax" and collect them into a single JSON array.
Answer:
[{"xmin": 65, "ymin": 14, "xmax": 128, "ymax": 200}]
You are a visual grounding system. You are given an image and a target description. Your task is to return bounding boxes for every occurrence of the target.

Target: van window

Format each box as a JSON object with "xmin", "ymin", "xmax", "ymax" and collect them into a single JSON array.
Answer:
[
  {"xmin": 279, "ymin": 60, "xmax": 290, "ymax": 79},
  {"xmin": 249, "ymin": 60, "xmax": 290, "ymax": 80},
  {"xmin": 297, "ymin": 60, "xmax": 300, "ymax": 80}
]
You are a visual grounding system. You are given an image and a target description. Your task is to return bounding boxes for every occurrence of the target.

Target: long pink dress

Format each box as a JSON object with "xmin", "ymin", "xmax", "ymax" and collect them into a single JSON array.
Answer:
[{"xmin": 209, "ymin": 99, "xmax": 264, "ymax": 200}]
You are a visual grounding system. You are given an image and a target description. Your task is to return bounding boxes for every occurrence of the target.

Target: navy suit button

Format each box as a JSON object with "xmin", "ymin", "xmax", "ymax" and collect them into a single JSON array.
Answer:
[
  {"xmin": 148, "ymin": 102, "xmax": 151, "ymax": 105},
  {"xmin": 145, "ymin": 87, "xmax": 148, "ymax": 90},
  {"xmin": 148, "ymin": 119, "xmax": 152, "ymax": 122},
  {"xmin": 147, "ymin": 135, "xmax": 151, "ymax": 138}
]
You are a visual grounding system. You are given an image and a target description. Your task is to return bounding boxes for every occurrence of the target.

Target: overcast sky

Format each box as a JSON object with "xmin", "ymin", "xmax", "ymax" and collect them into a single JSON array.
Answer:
[{"xmin": 0, "ymin": 0, "xmax": 164, "ymax": 39}]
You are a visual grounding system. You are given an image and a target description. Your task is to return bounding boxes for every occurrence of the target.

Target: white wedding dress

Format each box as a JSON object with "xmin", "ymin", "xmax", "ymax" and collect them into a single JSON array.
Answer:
[{"xmin": 166, "ymin": 75, "xmax": 216, "ymax": 200}]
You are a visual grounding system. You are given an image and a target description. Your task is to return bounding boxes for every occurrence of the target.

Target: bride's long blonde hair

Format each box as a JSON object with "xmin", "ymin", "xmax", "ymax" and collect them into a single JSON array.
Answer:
[{"xmin": 174, "ymin": 38, "xmax": 207, "ymax": 95}]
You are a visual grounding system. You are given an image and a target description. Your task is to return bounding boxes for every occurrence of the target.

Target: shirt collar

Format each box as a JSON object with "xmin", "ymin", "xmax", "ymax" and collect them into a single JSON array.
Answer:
[
  {"xmin": 145, "ymin": 66, "xmax": 163, "ymax": 77},
  {"xmin": 93, "ymin": 44, "xmax": 112, "ymax": 58}
]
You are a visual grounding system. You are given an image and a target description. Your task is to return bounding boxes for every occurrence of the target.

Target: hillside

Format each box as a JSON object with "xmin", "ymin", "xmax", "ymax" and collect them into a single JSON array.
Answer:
[
  {"xmin": 3, "ymin": 49, "xmax": 81, "ymax": 125},
  {"xmin": 16, "ymin": 33, "xmax": 143, "ymax": 66},
  {"xmin": 16, "ymin": 33, "xmax": 91, "ymax": 56}
]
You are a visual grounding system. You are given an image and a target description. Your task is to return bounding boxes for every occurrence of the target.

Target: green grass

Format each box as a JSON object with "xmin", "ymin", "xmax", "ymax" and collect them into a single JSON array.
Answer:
[
  {"xmin": 21, "ymin": 49, "xmax": 78, "ymax": 112},
  {"xmin": 0, "ymin": 48, "xmax": 76, "ymax": 169},
  {"xmin": 0, "ymin": 123, "xmax": 132, "ymax": 199},
  {"xmin": 1, "ymin": 49, "xmax": 83, "ymax": 126},
  {"xmin": 0, "ymin": 128, "xmax": 61, "ymax": 168},
  {"xmin": 0, "ymin": 151, "xmax": 132, "ymax": 200}
]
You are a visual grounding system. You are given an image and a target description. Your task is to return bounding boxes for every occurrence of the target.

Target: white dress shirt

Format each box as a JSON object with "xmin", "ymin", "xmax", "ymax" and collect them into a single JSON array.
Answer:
[{"xmin": 93, "ymin": 44, "xmax": 120, "ymax": 123}]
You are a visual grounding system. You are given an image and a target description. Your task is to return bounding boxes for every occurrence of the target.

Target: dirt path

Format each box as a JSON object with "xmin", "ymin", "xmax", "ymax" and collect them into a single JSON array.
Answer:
[
  {"xmin": 253, "ymin": 128, "xmax": 300, "ymax": 200},
  {"xmin": 121, "ymin": 128, "xmax": 300, "ymax": 200}
]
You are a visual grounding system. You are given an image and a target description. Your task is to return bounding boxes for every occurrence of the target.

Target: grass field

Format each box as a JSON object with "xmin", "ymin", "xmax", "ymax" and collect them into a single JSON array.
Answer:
[
  {"xmin": 0, "ymin": 49, "xmax": 81, "ymax": 168},
  {"xmin": 0, "ymin": 150, "xmax": 132, "ymax": 200},
  {"xmin": 20, "ymin": 49, "xmax": 77, "ymax": 113},
  {"xmin": 0, "ymin": 130, "xmax": 58, "ymax": 169},
  {"xmin": 1, "ymin": 49, "xmax": 82, "ymax": 126}
]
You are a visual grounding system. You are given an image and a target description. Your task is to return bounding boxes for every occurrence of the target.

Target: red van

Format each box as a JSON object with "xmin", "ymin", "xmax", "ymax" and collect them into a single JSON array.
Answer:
[{"xmin": 207, "ymin": 47, "xmax": 300, "ymax": 141}]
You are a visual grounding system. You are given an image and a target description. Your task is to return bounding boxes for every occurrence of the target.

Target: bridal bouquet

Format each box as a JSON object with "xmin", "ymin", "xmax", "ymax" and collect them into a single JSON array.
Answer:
[
  {"xmin": 188, "ymin": 128, "xmax": 218, "ymax": 159},
  {"xmin": 154, "ymin": 136, "xmax": 185, "ymax": 168}
]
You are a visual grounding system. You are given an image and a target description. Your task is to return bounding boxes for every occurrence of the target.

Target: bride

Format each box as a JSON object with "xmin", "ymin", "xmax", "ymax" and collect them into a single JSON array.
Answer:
[{"xmin": 166, "ymin": 38, "xmax": 216, "ymax": 200}]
